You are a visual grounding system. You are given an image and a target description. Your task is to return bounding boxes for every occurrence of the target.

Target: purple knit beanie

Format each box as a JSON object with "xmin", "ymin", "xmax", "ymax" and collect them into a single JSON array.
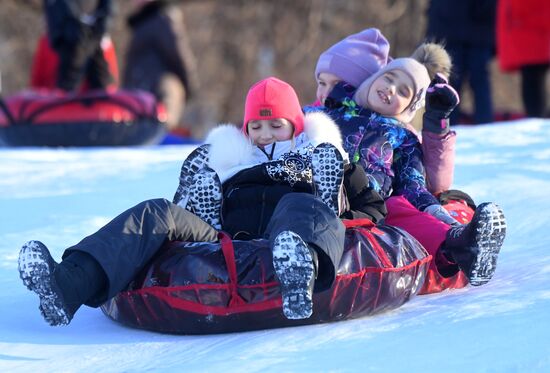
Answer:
[{"xmin": 315, "ymin": 28, "xmax": 390, "ymax": 89}]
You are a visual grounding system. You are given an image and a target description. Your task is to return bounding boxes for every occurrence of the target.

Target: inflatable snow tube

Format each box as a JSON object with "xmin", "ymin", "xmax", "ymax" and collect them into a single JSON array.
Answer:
[
  {"xmin": 101, "ymin": 219, "xmax": 431, "ymax": 334},
  {"xmin": 0, "ymin": 88, "xmax": 167, "ymax": 146}
]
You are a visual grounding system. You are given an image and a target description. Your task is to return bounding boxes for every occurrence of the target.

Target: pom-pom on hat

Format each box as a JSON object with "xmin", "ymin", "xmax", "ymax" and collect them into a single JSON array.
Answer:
[
  {"xmin": 243, "ymin": 77, "xmax": 305, "ymax": 136},
  {"xmin": 315, "ymin": 28, "xmax": 390, "ymax": 89}
]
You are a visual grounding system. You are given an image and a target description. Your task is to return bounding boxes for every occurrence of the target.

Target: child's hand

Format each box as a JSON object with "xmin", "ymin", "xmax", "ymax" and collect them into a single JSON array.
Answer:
[{"xmin": 422, "ymin": 73, "xmax": 460, "ymax": 134}]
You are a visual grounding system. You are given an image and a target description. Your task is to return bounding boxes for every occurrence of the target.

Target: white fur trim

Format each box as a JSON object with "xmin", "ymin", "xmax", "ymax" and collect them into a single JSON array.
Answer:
[
  {"xmin": 205, "ymin": 124, "xmax": 254, "ymax": 181},
  {"xmin": 303, "ymin": 112, "xmax": 349, "ymax": 162}
]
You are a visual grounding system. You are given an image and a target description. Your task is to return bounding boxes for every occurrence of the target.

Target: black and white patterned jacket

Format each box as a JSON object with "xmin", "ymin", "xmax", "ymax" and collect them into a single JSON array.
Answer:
[{"xmin": 205, "ymin": 112, "xmax": 387, "ymax": 239}]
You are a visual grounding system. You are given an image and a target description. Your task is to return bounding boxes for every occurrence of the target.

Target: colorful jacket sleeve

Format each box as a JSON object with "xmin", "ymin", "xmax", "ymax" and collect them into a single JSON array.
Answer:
[{"xmin": 392, "ymin": 133, "xmax": 440, "ymax": 211}]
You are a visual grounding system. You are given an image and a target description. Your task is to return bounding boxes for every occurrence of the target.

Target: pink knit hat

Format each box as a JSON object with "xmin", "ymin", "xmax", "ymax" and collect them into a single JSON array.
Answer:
[
  {"xmin": 354, "ymin": 58, "xmax": 431, "ymax": 123},
  {"xmin": 315, "ymin": 28, "xmax": 390, "ymax": 89},
  {"xmin": 243, "ymin": 77, "xmax": 305, "ymax": 136}
]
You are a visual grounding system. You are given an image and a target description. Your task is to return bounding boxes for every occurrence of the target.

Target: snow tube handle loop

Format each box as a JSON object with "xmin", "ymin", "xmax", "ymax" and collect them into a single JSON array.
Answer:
[
  {"xmin": 24, "ymin": 91, "xmax": 151, "ymax": 124},
  {"xmin": 218, "ymin": 232, "xmax": 246, "ymax": 307},
  {"xmin": 0, "ymin": 95, "xmax": 16, "ymax": 125},
  {"xmin": 342, "ymin": 218, "xmax": 375, "ymax": 229}
]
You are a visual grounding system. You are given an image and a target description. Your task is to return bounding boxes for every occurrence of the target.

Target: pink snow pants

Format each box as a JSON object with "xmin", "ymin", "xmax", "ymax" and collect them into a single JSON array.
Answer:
[{"xmin": 384, "ymin": 196, "xmax": 469, "ymax": 293}]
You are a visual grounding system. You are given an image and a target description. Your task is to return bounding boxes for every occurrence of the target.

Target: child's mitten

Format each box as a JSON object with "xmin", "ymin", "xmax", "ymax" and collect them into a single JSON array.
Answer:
[{"xmin": 423, "ymin": 73, "xmax": 460, "ymax": 134}]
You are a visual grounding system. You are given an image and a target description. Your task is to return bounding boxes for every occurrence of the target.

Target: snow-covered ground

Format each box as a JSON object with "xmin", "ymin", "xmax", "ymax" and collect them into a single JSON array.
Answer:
[{"xmin": 1, "ymin": 119, "xmax": 549, "ymax": 372}]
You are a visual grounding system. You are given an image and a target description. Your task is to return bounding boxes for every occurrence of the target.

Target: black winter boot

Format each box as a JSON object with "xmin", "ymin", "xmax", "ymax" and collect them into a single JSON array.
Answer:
[
  {"xmin": 18, "ymin": 241, "xmax": 107, "ymax": 326},
  {"xmin": 441, "ymin": 202, "xmax": 507, "ymax": 286},
  {"xmin": 19, "ymin": 241, "xmax": 74, "ymax": 326},
  {"xmin": 272, "ymin": 231, "xmax": 316, "ymax": 319}
]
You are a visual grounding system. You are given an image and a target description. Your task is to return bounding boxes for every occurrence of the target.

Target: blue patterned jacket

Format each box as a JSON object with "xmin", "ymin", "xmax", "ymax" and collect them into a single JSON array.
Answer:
[{"xmin": 305, "ymin": 82, "xmax": 439, "ymax": 211}]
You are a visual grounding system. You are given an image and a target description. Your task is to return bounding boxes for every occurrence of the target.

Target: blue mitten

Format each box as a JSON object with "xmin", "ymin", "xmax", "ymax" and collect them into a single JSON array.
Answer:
[{"xmin": 422, "ymin": 73, "xmax": 460, "ymax": 134}]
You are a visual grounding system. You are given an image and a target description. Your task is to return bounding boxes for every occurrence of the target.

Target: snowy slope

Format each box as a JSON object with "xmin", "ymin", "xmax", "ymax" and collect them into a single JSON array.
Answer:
[{"xmin": 1, "ymin": 119, "xmax": 549, "ymax": 372}]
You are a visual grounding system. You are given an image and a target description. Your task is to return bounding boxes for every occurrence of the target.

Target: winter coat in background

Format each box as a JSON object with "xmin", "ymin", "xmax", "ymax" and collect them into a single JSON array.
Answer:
[
  {"xmin": 322, "ymin": 82, "xmax": 440, "ymax": 211},
  {"xmin": 427, "ymin": 0, "xmax": 496, "ymax": 49},
  {"xmin": 123, "ymin": 0, "xmax": 199, "ymax": 101},
  {"xmin": 205, "ymin": 112, "xmax": 387, "ymax": 240},
  {"xmin": 43, "ymin": 0, "xmax": 112, "ymax": 48},
  {"xmin": 496, "ymin": 0, "xmax": 550, "ymax": 71}
]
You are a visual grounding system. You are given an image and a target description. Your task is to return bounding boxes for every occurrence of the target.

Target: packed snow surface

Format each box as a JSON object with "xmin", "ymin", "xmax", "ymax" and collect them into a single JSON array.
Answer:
[{"xmin": 1, "ymin": 119, "xmax": 549, "ymax": 372}]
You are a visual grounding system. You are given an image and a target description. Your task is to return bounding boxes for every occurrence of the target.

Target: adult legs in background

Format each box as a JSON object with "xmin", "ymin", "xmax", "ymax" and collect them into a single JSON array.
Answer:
[
  {"xmin": 158, "ymin": 73, "xmax": 186, "ymax": 131},
  {"xmin": 521, "ymin": 63, "xmax": 549, "ymax": 118},
  {"xmin": 446, "ymin": 43, "xmax": 465, "ymax": 125},
  {"xmin": 56, "ymin": 30, "xmax": 111, "ymax": 91},
  {"xmin": 446, "ymin": 43, "xmax": 494, "ymax": 124},
  {"xmin": 84, "ymin": 40, "xmax": 113, "ymax": 90},
  {"xmin": 467, "ymin": 45, "xmax": 494, "ymax": 124}
]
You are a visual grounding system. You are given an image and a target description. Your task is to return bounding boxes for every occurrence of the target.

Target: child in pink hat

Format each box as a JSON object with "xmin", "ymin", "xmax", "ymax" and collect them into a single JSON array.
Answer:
[
  {"xmin": 172, "ymin": 76, "xmax": 387, "ymax": 320},
  {"xmin": 17, "ymin": 77, "xmax": 387, "ymax": 326}
]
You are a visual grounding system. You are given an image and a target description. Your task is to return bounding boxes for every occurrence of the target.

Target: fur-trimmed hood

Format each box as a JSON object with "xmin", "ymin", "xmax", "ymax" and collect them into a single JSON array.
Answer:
[{"xmin": 204, "ymin": 111, "xmax": 347, "ymax": 182}]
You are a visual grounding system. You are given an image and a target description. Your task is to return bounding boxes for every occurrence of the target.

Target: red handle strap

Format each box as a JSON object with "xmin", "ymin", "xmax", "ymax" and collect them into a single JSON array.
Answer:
[
  {"xmin": 218, "ymin": 232, "xmax": 246, "ymax": 307},
  {"xmin": 342, "ymin": 218, "xmax": 375, "ymax": 229}
]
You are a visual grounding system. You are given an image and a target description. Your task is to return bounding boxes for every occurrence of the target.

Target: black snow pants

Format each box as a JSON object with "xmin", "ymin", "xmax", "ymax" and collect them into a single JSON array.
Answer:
[
  {"xmin": 63, "ymin": 198, "xmax": 218, "ymax": 305},
  {"xmin": 264, "ymin": 193, "xmax": 346, "ymax": 292}
]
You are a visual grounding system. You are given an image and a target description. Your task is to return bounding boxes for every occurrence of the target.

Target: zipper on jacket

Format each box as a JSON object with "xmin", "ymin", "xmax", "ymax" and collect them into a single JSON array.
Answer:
[{"xmin": 258, "ymin": 143, "xmax": 276, "ymax": 161}]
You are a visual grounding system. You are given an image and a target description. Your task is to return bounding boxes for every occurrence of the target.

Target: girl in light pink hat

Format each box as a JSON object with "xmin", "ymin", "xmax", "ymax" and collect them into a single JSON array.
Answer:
[
  {"xmin": 314, "ymin": 43, "xmax": 507, "ymax": 289},
  {"xmin": 311, "ymin": 32, "xmax": 502, "ymax": 292},
  {"xmin": 311, "ymin": 30, "xmax": 456, "ymax": 196}
]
